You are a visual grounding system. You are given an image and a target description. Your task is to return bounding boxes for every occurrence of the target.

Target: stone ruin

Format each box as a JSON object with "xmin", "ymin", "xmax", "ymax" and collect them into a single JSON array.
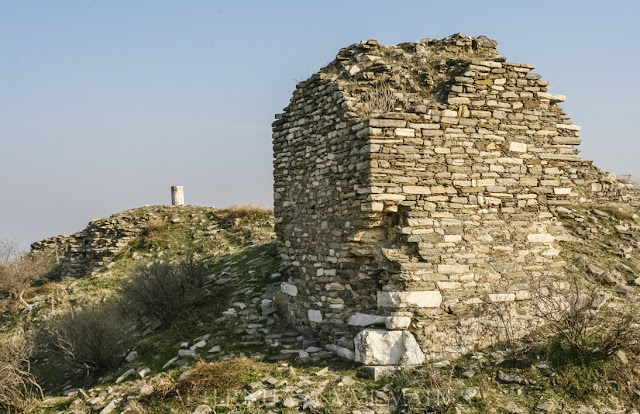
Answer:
[{"xmin": 272, "ymin": 33, "xmax": 638, "ymax": 373}]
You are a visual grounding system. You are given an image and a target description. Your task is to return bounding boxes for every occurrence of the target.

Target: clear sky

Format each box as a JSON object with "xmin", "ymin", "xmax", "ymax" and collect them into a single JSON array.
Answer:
[{"xmin": 1, "ymin": 0, "xmax": 639, "ymax": 248}]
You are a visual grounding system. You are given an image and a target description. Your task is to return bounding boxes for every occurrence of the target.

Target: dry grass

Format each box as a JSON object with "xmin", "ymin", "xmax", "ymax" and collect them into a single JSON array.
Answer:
[
  {"xmin": 0, "ymin": 334, "xmax": 42, "ymax": 413},
  {"xmin": 223, "ymin": 205, "xmax": 273, "ymax": 220},
  {"xmin": 180, "ymin": 357, "xmax": 267, "ymax": 395},
  {"xmin": 362, "ymin": 82, "xmax": 397, "ymax": 116},
  {"xmin": 148, "ymin": 357, "xmax": 267, "ymax": 403},
  {"xmin": 0, "ymin": 243, "xmax": 55, "ymax": 302},
  {"xmin": 137, "ymin": 217, "xmax": 170, "ymax": 247}
]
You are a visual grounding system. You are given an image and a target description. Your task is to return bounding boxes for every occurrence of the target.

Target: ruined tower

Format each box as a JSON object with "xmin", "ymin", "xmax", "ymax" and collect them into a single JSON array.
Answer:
[{"xmin": 272, "ymin": 34, "xmax": 632, "ymax": 370}]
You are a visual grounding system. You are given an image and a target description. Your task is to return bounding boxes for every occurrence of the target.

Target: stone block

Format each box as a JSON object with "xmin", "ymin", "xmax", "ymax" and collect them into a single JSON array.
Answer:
[
  {"xmin": 354, "ymin": 329, "xmax": 425, "ymax": 365},
  {"xmin": 369, "ymin": 119, "xmax": 407, "ymax": 128},
  {"xmin": 308, "ymin": 310, "xmax": 323, "ymax": 323},
  {"xmin": 377, "ymin": 291, "xmax": 442, "ymax": 308},
  {"xmin": 438, "ymin": 264, "xmax": 469, "ymax": 274},
  {"xmin": 403, "ymin": 186, "xmax": 431, "ymax": 194},
  {"xmin": 348, "ymin": 313, "xmax": 386, "ymax": 327},
  {"xmin": 385, "ymin": 316, "xmax": 412, "ymax": 330},
  {"xmin": 509, "ymin": 142, "xmax": 527, "ymax": 153},
  {"xmin": 280, "ymin": 282, "xmax": 298, "ymax": 297},
  {"xmin": 488, "ymin": 293, "xmax": 516, "ymax": 303},
  {"xmin": 527, "ymin": 233, "xmax": 555, "ymax": 243}
]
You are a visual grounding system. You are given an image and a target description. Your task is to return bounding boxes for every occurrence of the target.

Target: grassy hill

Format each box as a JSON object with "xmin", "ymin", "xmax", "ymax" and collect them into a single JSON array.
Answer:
[{"xmin": 2, "ymin": 203, "xmax": 640, "ymax": 413}]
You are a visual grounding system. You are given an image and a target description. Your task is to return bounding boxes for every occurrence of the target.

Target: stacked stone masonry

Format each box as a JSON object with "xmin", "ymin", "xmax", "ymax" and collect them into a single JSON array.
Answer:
[
  {"xmin": 31, "ymin": 205, "xmax": 219, "ymax": 278},
  {"xmin": 272, "ymin": 34, "xmax": 639, "ymax": 367}
]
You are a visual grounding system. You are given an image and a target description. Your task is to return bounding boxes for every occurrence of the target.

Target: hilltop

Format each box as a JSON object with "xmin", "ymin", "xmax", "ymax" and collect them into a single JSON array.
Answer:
[{"xmin": 0, "ymin": 200, "xmax": 638, "ymax": 413}]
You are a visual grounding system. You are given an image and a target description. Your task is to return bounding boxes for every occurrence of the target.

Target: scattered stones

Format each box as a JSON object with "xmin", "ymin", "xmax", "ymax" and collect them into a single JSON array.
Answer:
[
  {"xmin": 340, "ymin": 376, "xmax": 357, "ymax": 386},
  {"xmin": 536, "ymin": 399, "xmax": 555, "ymax": 412},
  {"xmin": 497, "ymin": 371, "xmax": 524, "ymax": 384},
  {"xmin": 244, "ymin": 389, "xmax": 263, "ymax": 403},
  {"xmin": 462, "ymin": 369, "xmax": 475, "ymax": 378},
  {"xmin": 178, "ymin": 349, "xmax": 197, "ymax": 358},
  {"xmin": 282, "ymin": 397, "xmax": 299, "ymax": 408},
  {"xmin": 461, "ymin": 387, "xmax": 478, "ymax": 401},
  {"xmin": 190, "ymin": 340, "xmax": 207, "ymax": 350},
  {"xmin": 115, "ymin": 369, "xmax": 135, "ymax": 384},
  {"xmin": 616, "ymin": 350, "xmax": 629, "ymax": 365}
]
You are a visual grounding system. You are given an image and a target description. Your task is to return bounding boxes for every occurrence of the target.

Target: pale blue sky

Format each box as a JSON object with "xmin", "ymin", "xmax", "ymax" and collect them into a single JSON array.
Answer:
[{"xmin": 1, "ymin": 1, "xmax": 638, "ymax": 248}]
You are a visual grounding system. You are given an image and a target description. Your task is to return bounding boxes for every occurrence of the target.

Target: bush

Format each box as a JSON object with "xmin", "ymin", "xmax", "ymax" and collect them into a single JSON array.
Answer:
[
  {"xmin": 535, "ymin": 276, "xmax": 640, "ymax": 358},
  {"xmin": 45, "ymin": 302, "xmax": 133, "ymax": 372},
  {"xmin": 0, "ymin": 335, "xmax": 42, "ymax": 413},
  {"xmin": 122, "ymin": 255, "xmax": 208, "ymax": 327},
  {"xmin": 0, "ymin": 239, "xmax": 54, "ymax": 302}
]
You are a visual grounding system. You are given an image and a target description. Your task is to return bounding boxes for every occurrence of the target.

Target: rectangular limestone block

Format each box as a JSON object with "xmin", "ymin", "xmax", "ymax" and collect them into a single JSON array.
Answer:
[
  {"xmin": 509, "ymin": 142, "xmax": 527, "ymax": 153},
  {"xmin": 437, "ymin": 264, "xmax": 470, "ymax": 274},
  {"xmin": 448, "ymin": 96, "xmax": 471, "ymax": 104},
  {"xmin": 552, "ymin": 136, "xmax": 581, "ymax": 145},
  {"xmin": 348, "ymin": 313, "xmax": 386, "ymax": 327},
  {"xmin": 555, "ymin": 123, "xmax": 581, "ymax": 131},
  {"xmin": 488, "ymin": 293, "xmax": 516, "ymax": 303},
  {"xmin": 395, "ymin": 128, "xmax": 416, "ymax": 137},
  {"xmin": 537, "ymin": 92, "xmax": 566, "ymax": 102},
  {"xmin": 527, "ymin": 233, "xmax": 555, "ymax": 243},
  {"xmin": 553, "ymin": 188, "xmax": 572, "ymax": 195},
  {"xmin": 539, "ymin": 154, "xmax": 582, "ymax": 161},
  {"xmin": 403, "ymin": 186, "xmax": 431, "ymax": 195},
  {"xmin": 369, "ymin": 119, "xmax": 407, "ymax": 128},
  {"xmin": 354, "ymin": 329, "xmax": 425, "ymax": 365},
  {"xmin": 377, "ymin": 291, "xmax": 442, "ymax": 308}
]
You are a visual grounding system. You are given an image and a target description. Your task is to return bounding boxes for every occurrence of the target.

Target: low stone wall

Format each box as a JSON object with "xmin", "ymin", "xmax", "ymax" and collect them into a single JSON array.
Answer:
[{"xmin": 31, "ymin": 205, "xmax": 220, "ymax": 278}]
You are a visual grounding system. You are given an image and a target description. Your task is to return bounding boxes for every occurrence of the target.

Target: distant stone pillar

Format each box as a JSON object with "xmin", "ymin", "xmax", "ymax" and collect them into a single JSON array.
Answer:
[{"xmin": 171, "ymin": 186, "xmax": 184, "ymax": 206}]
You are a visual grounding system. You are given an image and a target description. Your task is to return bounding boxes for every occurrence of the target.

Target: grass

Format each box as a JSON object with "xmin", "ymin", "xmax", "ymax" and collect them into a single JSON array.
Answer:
[
  {"xmin": 0, "ymin": 205, "xmax": 278, "ymax": 400},
  {"xmin": 14, "ymin": 200, "xmax": 640, "ymax": 413}
]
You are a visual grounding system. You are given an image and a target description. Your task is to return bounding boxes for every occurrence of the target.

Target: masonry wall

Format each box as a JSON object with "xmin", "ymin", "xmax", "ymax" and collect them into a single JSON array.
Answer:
[
  {"xmin": 31, "ymin": 205, "xmax": 220, "ymax": 278},
  {"xmin": 273, "ymin": 34, "xmax": 638, "ymax": 366},
  {"xmin": 272, "ymin": 74, "xmax": 381, "ymax": 344}
]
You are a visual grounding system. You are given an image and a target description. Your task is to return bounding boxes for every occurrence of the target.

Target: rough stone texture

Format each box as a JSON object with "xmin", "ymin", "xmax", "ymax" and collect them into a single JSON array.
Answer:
[
  {"xmin": 354, "ymin": 329, "xmax": 425, "ymax": 365},
  {"xmin": 273, "ymin": 33, "xmax": 640, "ymax": 363},
  {"xmin": 31, "ymin": 205, "xmax": 228, "ymax": 278}
]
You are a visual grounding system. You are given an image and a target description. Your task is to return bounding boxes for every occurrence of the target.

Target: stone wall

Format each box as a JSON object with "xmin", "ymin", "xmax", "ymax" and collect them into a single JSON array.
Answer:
[
  {"xmin": 31, "ymin": 205, "xmax": 220, "ymax": 278},
  {"xmin": 273, "ymin": 33, "xmax": 639, "ymax": 368}
]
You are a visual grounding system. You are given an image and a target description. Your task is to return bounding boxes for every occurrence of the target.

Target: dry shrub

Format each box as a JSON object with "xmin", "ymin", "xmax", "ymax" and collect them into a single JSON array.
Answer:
[
  {"xmin": 147, "ymin": 357, "xmax": 266, "ymax": 403},
  {"xmin": 362, "ymin": 82, "xmax": 397, "ymax": 116},
  {"xmin": 121, "ymin": 255, "xmax": 208, "ymax": 327},
  {"xmin": 44, "ymin": 301, "xmax": 134, "ymax": 372},
  {"xmin": 0, "ymin": 239, "xmax": 55, "ymax": 302},
  {"xmin": 182, "ymin": 357, "xmax": 265, "ymax": 392},
  {"xmin": 224, "ymin": 205, "xmax": 273, "ymax": 220},
  {"xmin": 391, "ymin": 364, "xmax": 457, "ymax": 413},
  {"xmin": 535, "ymin": 276, "xmax": 640, "ymax": 358},
  {"xmin": 0, "ymin": 335, "xmax": 42, "ymax": 413}
]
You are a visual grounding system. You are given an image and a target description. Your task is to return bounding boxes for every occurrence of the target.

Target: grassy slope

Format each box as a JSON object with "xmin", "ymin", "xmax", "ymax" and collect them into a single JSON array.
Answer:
[{"xmin": 3, "ymin": 202, "xmax": 640, "ymax": 413}]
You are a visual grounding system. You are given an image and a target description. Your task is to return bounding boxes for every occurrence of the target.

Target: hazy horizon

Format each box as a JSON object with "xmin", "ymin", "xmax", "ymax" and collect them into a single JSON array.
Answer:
[{"xmin": 2, "ymin": 1, "xmax": 639, "ymax": 249}]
